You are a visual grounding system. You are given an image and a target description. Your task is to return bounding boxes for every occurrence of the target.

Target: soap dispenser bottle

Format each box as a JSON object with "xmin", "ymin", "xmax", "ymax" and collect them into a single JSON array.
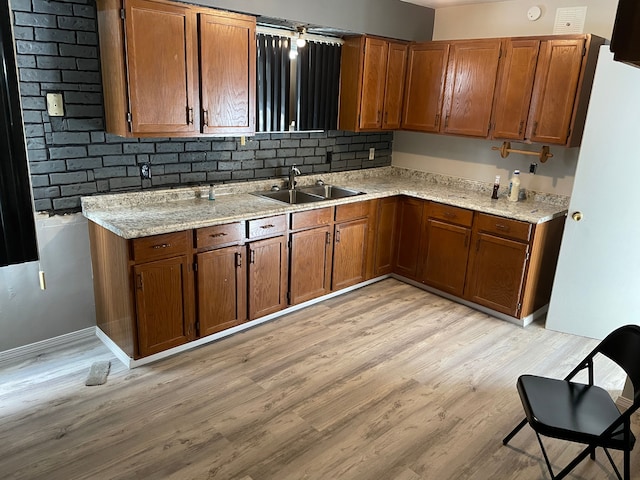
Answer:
[{"xmin": 508, "ymin": 170, "xmax": 520, "ymax": 202}]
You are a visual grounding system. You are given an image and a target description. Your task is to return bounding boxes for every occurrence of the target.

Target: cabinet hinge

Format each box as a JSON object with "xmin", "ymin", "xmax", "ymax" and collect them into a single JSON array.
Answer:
[
  {"xmin": 582, "ymin": 46, "xmax": 586, "ymax": 57},
  {"xmin": 193, "ymin": 262, "xmax": 198, "ymax": 272},
  {"xmin": 195, "ymin": 321, "xmax": 200, "ymax": 332},
  {"xmin": 126, "ymin": 112, "xmax": 132, "ymax": 124},
  {"xmin": 287, "ymin": 239, "xmax": 292, "ymax": 249},
  {"xmin": 120, "ymin": 8, "xmax": 125, "ymax": 20},
  {"xmin": 516, "ymin": 302, "xmax": 522, "ymax": 315},
  {"xmin": 286, "ymin": 291, "xmax": 291, "ymax": 303},
  {"xmin": 525, "ymin": 248, "xmax": 530, "ymax": 262}
]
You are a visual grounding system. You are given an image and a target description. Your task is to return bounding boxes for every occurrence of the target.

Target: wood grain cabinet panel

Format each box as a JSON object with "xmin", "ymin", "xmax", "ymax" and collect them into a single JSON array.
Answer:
[
  {"xmin": 465, "ymin": 233, "xmax": 529, "ymax": 317},
  {"xmin": 382, "ymin": 42, "xmax": 408, "ymax": 129},
  {"xmin": 401, "ymin": 42, "xmax": 450, "ymax": 132},
  {"xmin": 247, "ymin": 236, "xmax": 287, "ymax": 320},
  {"xmin": 394, "ymin": 197, "xmax": 427, "ymax": 280},
  {"xmin": 134, "ymin": 255, "xmax": 193, "ymax": 357},
  {"xmin": 200, "ymin": 12, "xmax": 255, "ymax": 135},
  {"xmin": 526, "ymin": 38, "xmax": 585, "ymax": 145},
  {"xmin": 491, "ymin": 39, "xmax": 540, "ymax": 140},
  {"xmin": 125, "ymin": 0, "xmax": 198, "ymax": 135},
  {"xmin": 197, "ymin": 246, "xmax": 246, "ymax": 336},
  {"xmin": 97, "ymin": 0, "xmax": 255, "ymax": 137},
  {"xmin": 441, "ymin": 39, "xmax": 502, "ymax": 137},
  {"xmin": 289, "ymin": 227, "xmax": 332, "ymax": 305},
  {"xmin": 421, "ymin": 219, "xmax": 471, "ymax": 297},
  {"xmin": 332, "ymin": 218, "xmax": 368, "ymax": 291},
  {"xmin": 373, "ymin": 197, "xmax": 398, "ymax": 276},
  {"xmin": 339, "ymin": 35, "xmax": 407, "ymax": 132}
]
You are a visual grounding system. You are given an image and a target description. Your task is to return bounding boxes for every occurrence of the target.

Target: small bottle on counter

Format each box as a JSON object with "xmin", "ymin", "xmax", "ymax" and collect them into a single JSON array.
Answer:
[
  {"xmin": 491, "ymin": 175, "xmax": 500, "ymax": 199},
  {"xmin": 508, "ymin": 170, "xmax": 520, "ymax": 202},
  {"xmin": 208, "ymin": 184, "xmax": 215, "ymax": 201}
]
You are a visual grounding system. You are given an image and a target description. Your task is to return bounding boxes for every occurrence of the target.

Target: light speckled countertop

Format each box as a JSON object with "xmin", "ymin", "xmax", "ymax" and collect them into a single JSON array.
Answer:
[{"xmin": 81, "ymin": 167, "xmax": 569, "ymax": 239}]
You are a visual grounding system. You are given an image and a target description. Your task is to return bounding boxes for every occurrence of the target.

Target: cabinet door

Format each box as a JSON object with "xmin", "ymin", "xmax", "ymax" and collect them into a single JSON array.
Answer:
[
  {"xmin": 197, "ymin": 246, "xmax": 246, "ymax": 337},
  {"xmin": 289, "ymin": 227, "xmax": 332, "ymax": 305},
  {"xmin": 200, "ymin": 12, "xmax": 256, "ymax": 135},
  {"xmin": 401, "ymin": 42, "xmax": 449, "ymax": 132},
  {"xmin": 491, "ymin": 40, "xmax": 540, "ymax": 140},
  {"xmin": 332, "ymin": 218, "xmax": 368, "ymax": 290},
  {"xmin": 442, "ymin": 40, "xmax": 501, "ymax": 137},
  {"xmin": 422, "ymin": 219, "xmax": 471, "ymax": 297},
  {"xmin": 382, "ymin": 42, "xmax": 408, "ymax": 130},
  {"xmin": 247, "ymin": 236, "xmax": 287, "ymax": 320},
  {"xmin": 125, "ymin": 0, "xmax": 198, "ymax": 135},
  {"xmin": 526, "ymin": 38, "xmax": 585, "ymax": 145},
  {"xmin": 373, "ymin": 197, "xmax": 398, "ymax": 276},
  {"xmin": 394, "ymin": 197, "xmax": 427, "ymax": 280},
  {"xmin": 359, "ymin": 37, "xmax": 388, "ymax": 129},
  {"xmin": 134, "ymin": 256, "xmax": 193, "ymax": 357},
  {"xmin": 466, "ymin": 233, "xmax": 529, "ymax": 317}
]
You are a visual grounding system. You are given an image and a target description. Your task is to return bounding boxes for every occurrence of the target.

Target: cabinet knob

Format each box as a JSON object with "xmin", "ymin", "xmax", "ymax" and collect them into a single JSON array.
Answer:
[{"xmin": 571, "ymin": 211, "xmax": 583, "ymax": 222}]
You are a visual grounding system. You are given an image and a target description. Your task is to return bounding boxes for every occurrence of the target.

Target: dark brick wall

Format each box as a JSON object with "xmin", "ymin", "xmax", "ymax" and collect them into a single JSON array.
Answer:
[{"xmin": 10, "ymin": 0, "xmax": 393, "ymax": 213}]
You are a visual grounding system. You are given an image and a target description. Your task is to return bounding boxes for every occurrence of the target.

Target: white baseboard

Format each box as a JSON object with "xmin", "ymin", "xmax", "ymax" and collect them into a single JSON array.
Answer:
[{"xmin": 0, "ymin": 327, "xmax": 97, "ymax": 366}]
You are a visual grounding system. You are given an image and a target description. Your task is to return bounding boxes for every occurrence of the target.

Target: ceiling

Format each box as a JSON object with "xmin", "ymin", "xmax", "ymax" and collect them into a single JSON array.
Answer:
[{"xmin": 401, "ymin": 0, "xmax": 509, "ymax": 8}]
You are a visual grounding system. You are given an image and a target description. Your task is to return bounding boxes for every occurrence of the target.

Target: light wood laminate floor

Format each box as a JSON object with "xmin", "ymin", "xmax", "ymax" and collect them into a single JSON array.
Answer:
[{"xmin": 1, "ymin": 279, "xmax": 637, "ymax": 480}]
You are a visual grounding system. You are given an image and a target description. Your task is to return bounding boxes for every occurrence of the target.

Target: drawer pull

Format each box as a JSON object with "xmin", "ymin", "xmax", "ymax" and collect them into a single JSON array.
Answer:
[
  {"xmin": 210, "ymin": 232, "xmax": 228, "ymax": 238},
  {"xmin": 260, "ymin": 224, "xmax": 275, "ymax": 229},
  {"xmin": 235, "ymin": 252, "xmax": 242, "ymax": 268},
  {"xmin": 495, "ymin": 224, "xmax": 509, "ymax": 231},
  {"xmin": 152, "ymin": 243, "xmax": 171, "ymax": 249},
  {"xmin": 444, "ymin": 212, "xmax": 456, "ymax": 219},
  {"xmin": 249, "ymin": 249, "xmax": 256, "ymax": 264}
]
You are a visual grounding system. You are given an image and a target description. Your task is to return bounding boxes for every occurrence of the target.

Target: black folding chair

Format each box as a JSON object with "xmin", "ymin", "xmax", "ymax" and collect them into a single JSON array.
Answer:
[{"xmin": 503, "ymin": 324, "xmax": 640, "ymax": 480}]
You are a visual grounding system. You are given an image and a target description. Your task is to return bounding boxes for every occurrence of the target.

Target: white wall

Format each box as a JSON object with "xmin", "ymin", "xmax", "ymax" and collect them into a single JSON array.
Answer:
[
  {"xmin": 0, "ymin": 214, "xmax": 95, "ymax": 351},
  {"xmin": 392, "ymin": 0, "xmax": 619, "ymax": 196}
]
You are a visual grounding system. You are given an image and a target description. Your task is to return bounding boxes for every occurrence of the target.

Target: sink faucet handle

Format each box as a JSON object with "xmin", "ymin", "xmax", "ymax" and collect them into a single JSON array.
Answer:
[{"xmin": 316, "ymin": 179, "xmax": 325, "ymax": 186}]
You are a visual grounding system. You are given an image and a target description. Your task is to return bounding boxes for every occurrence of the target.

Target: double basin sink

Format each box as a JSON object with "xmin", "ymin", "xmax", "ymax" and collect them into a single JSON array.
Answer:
[{"xmin": 254, "ymin": 184, "xmax": 365, "ymax": 205}]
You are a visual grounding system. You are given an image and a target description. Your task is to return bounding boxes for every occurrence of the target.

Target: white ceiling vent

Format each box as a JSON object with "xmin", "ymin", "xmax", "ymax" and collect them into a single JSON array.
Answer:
[{"xmin": 553, "ymin": 6, "xmax": 587, "ymax": 34}]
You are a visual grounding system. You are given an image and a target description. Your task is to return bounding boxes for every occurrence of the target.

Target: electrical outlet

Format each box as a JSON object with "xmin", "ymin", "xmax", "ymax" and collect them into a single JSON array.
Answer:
[
  {"xmin": 369, "ymin": 148, "xmax": 375, "ymax": 160},
  {"xmin": 529, "ymin": 162, "xmax": 538, "ymax": 174},
  {"xmin": 46, "ymin": 93, "xmax": 64, "ymax": 117},
  {"xmin": 140, "ymin": 163, "xmax": 151, "ymax": 179}
]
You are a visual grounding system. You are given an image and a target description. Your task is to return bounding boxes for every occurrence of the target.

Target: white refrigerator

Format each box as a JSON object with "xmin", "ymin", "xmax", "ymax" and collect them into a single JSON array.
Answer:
[{"xmin": 545, "ymin": 45, "xmax": 640, "ymax": 339}]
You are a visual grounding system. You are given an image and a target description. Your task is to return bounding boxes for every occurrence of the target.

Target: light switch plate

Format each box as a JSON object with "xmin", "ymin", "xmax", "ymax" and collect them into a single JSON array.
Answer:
[
  {"xmin": 46, "ymin": 93, "xmax": 64, "ymax": 116},
  {"xmin": 369, "ymin": 148, "xmax": 375, "ymax": 160}
]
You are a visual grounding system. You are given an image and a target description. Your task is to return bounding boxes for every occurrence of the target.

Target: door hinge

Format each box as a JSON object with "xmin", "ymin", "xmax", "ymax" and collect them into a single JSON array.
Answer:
[{"xmin": 120, "ymin": 8, "xmax": 125, "ymax": 20}]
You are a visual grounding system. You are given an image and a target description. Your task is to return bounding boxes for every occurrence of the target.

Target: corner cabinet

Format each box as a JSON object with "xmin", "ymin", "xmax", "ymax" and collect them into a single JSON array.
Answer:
[
  {"xmin": 96, "ymin": 0, "xmax": 255, "ymax": 137},
  {"xmin": 339, "ymin": 35, "xmax": 408, "ymax": 132}
]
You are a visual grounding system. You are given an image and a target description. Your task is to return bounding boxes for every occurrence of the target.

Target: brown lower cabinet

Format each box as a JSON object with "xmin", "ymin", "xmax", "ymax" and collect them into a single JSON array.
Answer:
[
  {"xmin": 393, "ymin": 199, "xmax": 564, "ymax": 320},
  {"xmin": 197, "ymin": 245, "xmax": 246, "ymax": 336},
  {"xmin": 134, "ymin": 255, "xmax": 194, "ymax": 357},
  {"xmin": 88, "ymin": 196, "xmax": 564, "ymax": 360},
  {"xmin": 247, "ymin": 235, "xmax": 288, "ymax": 319}
]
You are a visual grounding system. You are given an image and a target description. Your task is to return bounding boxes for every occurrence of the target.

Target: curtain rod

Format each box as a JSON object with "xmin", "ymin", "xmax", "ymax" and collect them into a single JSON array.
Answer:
[{"xmin": 256, "ymin": 25, "xmax": 344, "ymax": 46}]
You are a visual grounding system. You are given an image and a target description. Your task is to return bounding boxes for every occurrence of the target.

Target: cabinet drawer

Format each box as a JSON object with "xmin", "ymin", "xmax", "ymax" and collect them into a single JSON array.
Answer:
[
  {"xmin": 428, "ymin": 203, "xmax": 473, "ymax": 227},
  {"xmin": 196, "ymin": 222, "xmax": 244, "ymax": 249},
  {"xmin": 291, "ymin": 207, "xmax": 332, "ymax": 230},
  {"xmin": 335, "ymin": 201, "xmax": 369, "ymax": 222},
  {"xmin": 475, "ymin": 213, "xmax": 531, "ymax": 242},
  {"xmin": 247, "ymin": 215, "xmax": 287, "ymax": 239},
  {"xmin": 132, "ymin": 230, "xmax": 191, "ymax": 263}
]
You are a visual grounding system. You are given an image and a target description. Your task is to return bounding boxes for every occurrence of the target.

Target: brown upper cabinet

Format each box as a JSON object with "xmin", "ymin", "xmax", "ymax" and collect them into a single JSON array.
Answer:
[
  {"xmin": 441, "ymin": 39, "xmax": 502, "ymax": 137},
  {"xmin": 339, "ymin": 36, "xmax": 408, "ymax": 132},
  {"xmin": 401, "ymin": 42, "xmax": 450, "ymax": 132},
  {"xmin": 490, "ymin": 39, "xmax": 540, "ymax": 140},
  {"xmin": 96, "ymin": 0, "xmax": 256, "ymax": 137}
]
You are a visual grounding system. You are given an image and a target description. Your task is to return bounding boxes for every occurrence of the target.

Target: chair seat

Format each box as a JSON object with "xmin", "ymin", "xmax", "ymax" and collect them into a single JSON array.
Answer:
[{"xmin": 517, "ymin": 374, "xmax": 636, "ymax": 450}]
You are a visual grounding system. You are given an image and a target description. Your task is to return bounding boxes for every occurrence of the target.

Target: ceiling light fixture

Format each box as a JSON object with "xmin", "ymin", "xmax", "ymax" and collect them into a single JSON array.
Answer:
[{"xmin": 296, "ymin": 27, "xmax": 307, "ymax": 48}]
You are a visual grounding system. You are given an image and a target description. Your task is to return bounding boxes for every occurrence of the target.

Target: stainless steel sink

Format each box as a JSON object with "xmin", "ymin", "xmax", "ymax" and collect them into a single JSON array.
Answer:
[
  {"xmin": 255, "ymin": 189, "xmax": 325, "ymax": 204},
  {"xmin": 299, "ymin": 185, "xmax": 365, "ymax": 199}
]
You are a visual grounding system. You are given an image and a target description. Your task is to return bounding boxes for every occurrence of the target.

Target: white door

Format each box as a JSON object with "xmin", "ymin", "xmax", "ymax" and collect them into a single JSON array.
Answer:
[{"xmin": 546, "ymin": 46, "xmax": 640, "ymax": 339}]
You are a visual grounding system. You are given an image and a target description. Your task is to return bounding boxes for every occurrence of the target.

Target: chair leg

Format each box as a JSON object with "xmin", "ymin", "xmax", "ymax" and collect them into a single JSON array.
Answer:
[
  {"xmin": 624, "ymin": 448, "xmax": 630, "ymax": 480},
  {"xmin": 503, "ymin": 418, "xmax": 528, "ymax": 445},
  {"xmin": 590, "ymin": 445, "xmax": 596, "ymax": 460},
  {"xmin": 603, "ymin": 447, "xmax": 623, "ymax": 480}
]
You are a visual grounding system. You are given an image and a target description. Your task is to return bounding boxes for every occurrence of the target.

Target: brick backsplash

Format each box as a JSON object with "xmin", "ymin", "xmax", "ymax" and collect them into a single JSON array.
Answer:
[{"xmin": 10, "ymin": 0, "xmax": 392, "ymax": 214}]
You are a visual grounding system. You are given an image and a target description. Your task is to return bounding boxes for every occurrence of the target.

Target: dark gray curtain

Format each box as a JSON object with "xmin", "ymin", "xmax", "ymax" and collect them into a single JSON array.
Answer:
[
  {"xmin": 297, "ymin": 41, "xmax": 341, "ymax": 131},
  {"xmin": 0, "ymin": 1, "xmax": 38, "ymax": 267},
  {"xmin": 256, "ymin": 34, "xmax": 291, "ymax": 132}
]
